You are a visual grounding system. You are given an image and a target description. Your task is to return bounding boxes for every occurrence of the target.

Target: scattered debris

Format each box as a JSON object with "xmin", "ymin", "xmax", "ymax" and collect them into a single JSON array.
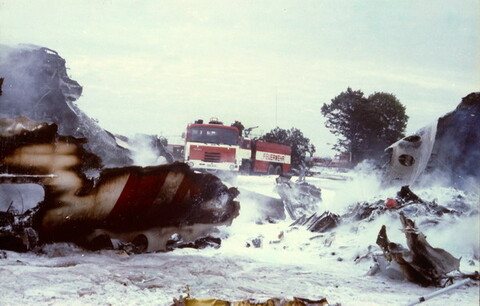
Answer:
[
  {"xmin": 291, "ymin": 211, "xmax": 339, "ymax": 233},
  {"xmin": 275, "ymin": 175, "xmax": 322, "ymax": 220},
  {"xmin": 166, "ymin": 236, "xmax": 222, "ymax": 251},
  {"xmin": 343, "ymin": 186, "xmax": 463, "ymax": 223},
  {"xmin": 406, "ymin": 278, "xmax": 471, "ymax": 306},
  {"xmin": 246, "ymin": 236, "xmax": 264, "ymax": 248},
  {"xmin": 172, "ymin": 296, "xmax": 329, "ymax": 306},
  {"xmin": 375, "ymin": 212, "xmax": 461, "ymax": 286},
  {"xmin": 0, "ymin": 205, "xmax": 39, "ymax": 252}
]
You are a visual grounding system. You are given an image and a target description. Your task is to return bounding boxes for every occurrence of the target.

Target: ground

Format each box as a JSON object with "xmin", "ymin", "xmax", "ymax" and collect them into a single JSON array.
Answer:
[{"xmin": 1, "ymin": 171, "xmax": 479, "ymax": 305}]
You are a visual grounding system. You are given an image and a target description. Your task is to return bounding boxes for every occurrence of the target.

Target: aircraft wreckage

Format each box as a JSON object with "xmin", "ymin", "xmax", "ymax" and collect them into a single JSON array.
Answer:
[
  {"xmin": 0, "ymin": 45, "xmax": 478, "ymax": 294},
  {"xmin": 384, "ymin": 91, "xmax": 480, "ymax": 191},
  {"xmin": 0, "ymin": 117, "xmax": 239, "ymax": 252},
  {"xmin": 0, "ymin": 45, "xmax": 239, "ymax": 253}
]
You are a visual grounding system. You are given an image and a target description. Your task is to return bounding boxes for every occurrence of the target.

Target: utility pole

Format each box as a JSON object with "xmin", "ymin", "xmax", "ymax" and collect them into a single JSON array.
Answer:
[{"xmin": 275, "ymin": 87, "xmax": 278, "ymax": 127}]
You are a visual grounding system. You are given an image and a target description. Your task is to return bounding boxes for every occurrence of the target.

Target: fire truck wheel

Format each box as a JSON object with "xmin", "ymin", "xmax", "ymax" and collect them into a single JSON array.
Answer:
[
  {"xmin": 240, "ymin": 160, "xmax": 252, "ymax": 175},
  {"xmin": 267, "ymin": 164, "xmax": 276, "ymax": 175},
  {"xmin": 274, "ymin": 165, "xmax": 282, "ymax": 175},
  {"xmin": 268, "ymin": 164, "xmax": 281, "ymax": 175}
]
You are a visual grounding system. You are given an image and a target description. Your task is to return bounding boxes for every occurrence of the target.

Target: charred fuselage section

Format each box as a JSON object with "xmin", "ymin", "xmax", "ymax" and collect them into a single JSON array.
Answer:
[
  {"xmin": 0, "ymin": 117, "xmax": 239, "ymax": 252},
  {"xmin": 384, "ymin": 92, "xmax": 480, "ymax": 191},
  {"xmin": 0, "ymin": 45, "xmax": 240, "ymax": 252}
]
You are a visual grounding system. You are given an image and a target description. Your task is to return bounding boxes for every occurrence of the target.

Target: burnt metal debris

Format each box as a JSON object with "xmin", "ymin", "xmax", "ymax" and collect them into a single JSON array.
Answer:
[
  {"xmin": 290, "ymin": 211, "xmax": 339, "ymax": 233},
  {"xmin": 172, "ymin": 296, "xmax": 329, "ymax": 306},
  {"xmin": 375, "ymin": 212, "xmax": 461, "ymax": 287},
  {"xmin": 0, "ymin": 44, "xmax": 240, "ymax": 253},
  {"xmin": 0, "ymin": 117, "xmax": 239, "ymax": 252},
  {"xmin": 275, "ymin": 175, "xmax": 322, "ymax": 220},
  {"xmin": 343, "ymin": 185, "xmax": 466, "ymax": 223}
]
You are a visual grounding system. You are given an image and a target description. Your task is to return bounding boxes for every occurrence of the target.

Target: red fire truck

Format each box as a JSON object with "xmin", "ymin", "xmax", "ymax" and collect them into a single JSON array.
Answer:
[{"xmin": 183, "ymin": 119, "xmax": 291, "ymax": 175}]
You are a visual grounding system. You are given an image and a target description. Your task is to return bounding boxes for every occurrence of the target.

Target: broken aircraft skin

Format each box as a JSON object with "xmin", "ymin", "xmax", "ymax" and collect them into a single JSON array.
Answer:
[
  {"xmin": 0, "ymin": 44, "xmax": 174, "ymax": 168},
  {"xmin": 384, "ymin": 92, "xmax": 480, "ymax": 191},
  {"xmin": 0, "ymin": 117, "xmax": 240, "ymax": 253},
  {"xmin": 275, "ymin": 175, "xmax": 322, "ymax": 220},
  {"xmin": 172, "ymin": 296, "xmax": 329, "ymax": 306},
  {"xmin": 375, "ymin": 212, "xmax": 461, "ymax": 287}
]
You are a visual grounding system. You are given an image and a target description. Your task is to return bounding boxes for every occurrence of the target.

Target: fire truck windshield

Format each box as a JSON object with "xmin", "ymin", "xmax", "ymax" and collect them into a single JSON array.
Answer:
[{"xmin": 187, "ymin": 126, "xmax": 239, "ymax": 145}]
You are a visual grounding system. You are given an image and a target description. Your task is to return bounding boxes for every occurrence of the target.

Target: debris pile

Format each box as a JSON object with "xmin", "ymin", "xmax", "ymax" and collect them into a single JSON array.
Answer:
[
  {"xmin": 375, "ymin": 212, "xmax": 462, "ymax": 286},
  {"xmin": 290, "ymin": 211, "xmax": 339, "ymax": 233},
  {"xmin": 172, "ymin": 296, "xmax": 329, "ymax": 306},
  {"xmin": 0, "ymin": 205, "xmax": 38, "ymax": 252},
  {"xmin": 274, "ymin": 176, "xmax": 478, "ymax": 288},
  {"xmin": 343, "ymin": 185, "xmax": 468, "ymax": 223},
  {"xmin": 275, "ymin": 175, "xmax": 322, "ymax": 220}
]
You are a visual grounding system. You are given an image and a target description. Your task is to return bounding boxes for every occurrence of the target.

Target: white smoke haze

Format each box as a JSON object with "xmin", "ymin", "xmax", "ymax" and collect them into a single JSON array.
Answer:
[
  {"xmin": 129, "ymin": 133, "xmax": 168, "ymax": 166},
  {"xmin": 320, "ymin": 161, "xmax": 395, "ymax": 215}
]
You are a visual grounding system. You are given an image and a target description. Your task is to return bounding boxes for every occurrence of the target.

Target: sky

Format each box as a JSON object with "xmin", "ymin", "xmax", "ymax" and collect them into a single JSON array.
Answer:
[{"xmin": 0, "ymin": 0, "xmax": 479, "ymax": 156}]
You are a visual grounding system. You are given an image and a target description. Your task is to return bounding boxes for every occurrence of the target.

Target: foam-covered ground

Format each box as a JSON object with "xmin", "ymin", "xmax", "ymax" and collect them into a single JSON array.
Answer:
[{"xmin": 1, "ymin": 171, "xmax": 479, "ymax": 305}]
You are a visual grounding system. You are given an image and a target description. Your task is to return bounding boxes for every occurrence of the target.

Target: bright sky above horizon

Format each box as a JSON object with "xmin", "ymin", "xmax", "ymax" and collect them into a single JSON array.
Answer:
[{"xmin": 1, "ymin": 0, "xmax": 479, "ymax": 156}]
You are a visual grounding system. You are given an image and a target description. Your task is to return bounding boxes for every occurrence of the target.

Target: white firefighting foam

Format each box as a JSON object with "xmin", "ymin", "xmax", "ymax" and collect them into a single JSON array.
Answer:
[{"xmin": 0, "ymin": 169, "xmax": 478, "ymax": 305}]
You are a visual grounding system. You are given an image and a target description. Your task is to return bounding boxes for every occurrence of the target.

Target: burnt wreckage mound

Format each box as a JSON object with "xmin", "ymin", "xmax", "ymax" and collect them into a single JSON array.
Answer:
[
  {"xmin": 0, "ymin": 45, "xmax": 240, "ymax": 253},
  {"xmin": 0, "ymin": 44, "xmax": 138, "ymax": 168},
  {"xmin": 0, "ymin": 117, "xmax": 240, "ymax": 253}
]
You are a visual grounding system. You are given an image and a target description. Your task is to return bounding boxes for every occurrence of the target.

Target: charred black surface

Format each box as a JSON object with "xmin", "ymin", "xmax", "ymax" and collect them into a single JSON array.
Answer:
[
  {"xmin": 397, "ymin": 186, "xmax": 423, "ymax": 203},
  {"xmin": 291, "ymin": 211, "xmax": 339, "ymax": 233},
  {"xmin": 1, "ymin": 117, "xmax": 239, "ymax": 252},
  {"xmin": 0, "ymin": 119, "xmax": 102, "ymax": 177},
  {"xmin": 0, "ymin": 207, "xmax": 39, "ymax": 252},
  {"xmin": 0, "ymin": 45, "xmax": 131, "ymax": 167},
  {"xmin": 426, "ymin": 92, "xmax": 480, "ymax": 189},
  {"xmin": 376, "ymin": 213, "xmax": 461, "ymax": 286}
]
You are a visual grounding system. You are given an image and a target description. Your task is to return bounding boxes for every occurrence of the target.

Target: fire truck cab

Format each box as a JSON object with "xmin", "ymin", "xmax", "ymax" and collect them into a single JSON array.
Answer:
[{"xmin": 183, "ymin": 119, "xmax": 291, "ymax": 175}]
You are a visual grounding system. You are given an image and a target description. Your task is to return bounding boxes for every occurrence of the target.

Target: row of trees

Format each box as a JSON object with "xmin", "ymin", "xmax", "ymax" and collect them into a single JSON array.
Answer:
[{"xmin": 261, "ymin": 87, "xmax": 408, "ymax": 168}]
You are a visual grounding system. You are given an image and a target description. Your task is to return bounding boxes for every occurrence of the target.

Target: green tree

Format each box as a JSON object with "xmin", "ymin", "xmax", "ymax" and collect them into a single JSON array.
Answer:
[
  {"xmin": 260, "ymin": 127, "xmax": 316, "ymax": 170},
  {"xmin": 321, "ymin": 88, "xmax": 408, "ymax": 164}
]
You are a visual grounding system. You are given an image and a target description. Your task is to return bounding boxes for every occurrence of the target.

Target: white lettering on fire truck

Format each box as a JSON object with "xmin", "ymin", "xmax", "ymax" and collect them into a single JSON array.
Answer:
[{"xmin": 261, "ymin": 152, "xmax": 286, "ymax": 163}]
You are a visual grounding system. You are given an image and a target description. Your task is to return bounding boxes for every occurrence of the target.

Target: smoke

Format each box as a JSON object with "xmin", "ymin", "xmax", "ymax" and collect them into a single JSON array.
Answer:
[
  {"xmin": 0, "ymin": 45, "xmax": 82, "ymax": 129},
  {"xmin": 423, "ymin": 214, "xmax": 480, "ymax": 261},
  {"xmin": 0, "ymin": 44, "xmax": 134, "ymax": 168},
  {"xmin": 128, "ymin": 134, "xmax": 168, "ymax": 167},
  {"xmin": 321, "ymin": 161, "xmax": 396, "ymax": 215},
  {"xmin": 417, "ymin": 93, "xmax": 480, "ymax": 192}
]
